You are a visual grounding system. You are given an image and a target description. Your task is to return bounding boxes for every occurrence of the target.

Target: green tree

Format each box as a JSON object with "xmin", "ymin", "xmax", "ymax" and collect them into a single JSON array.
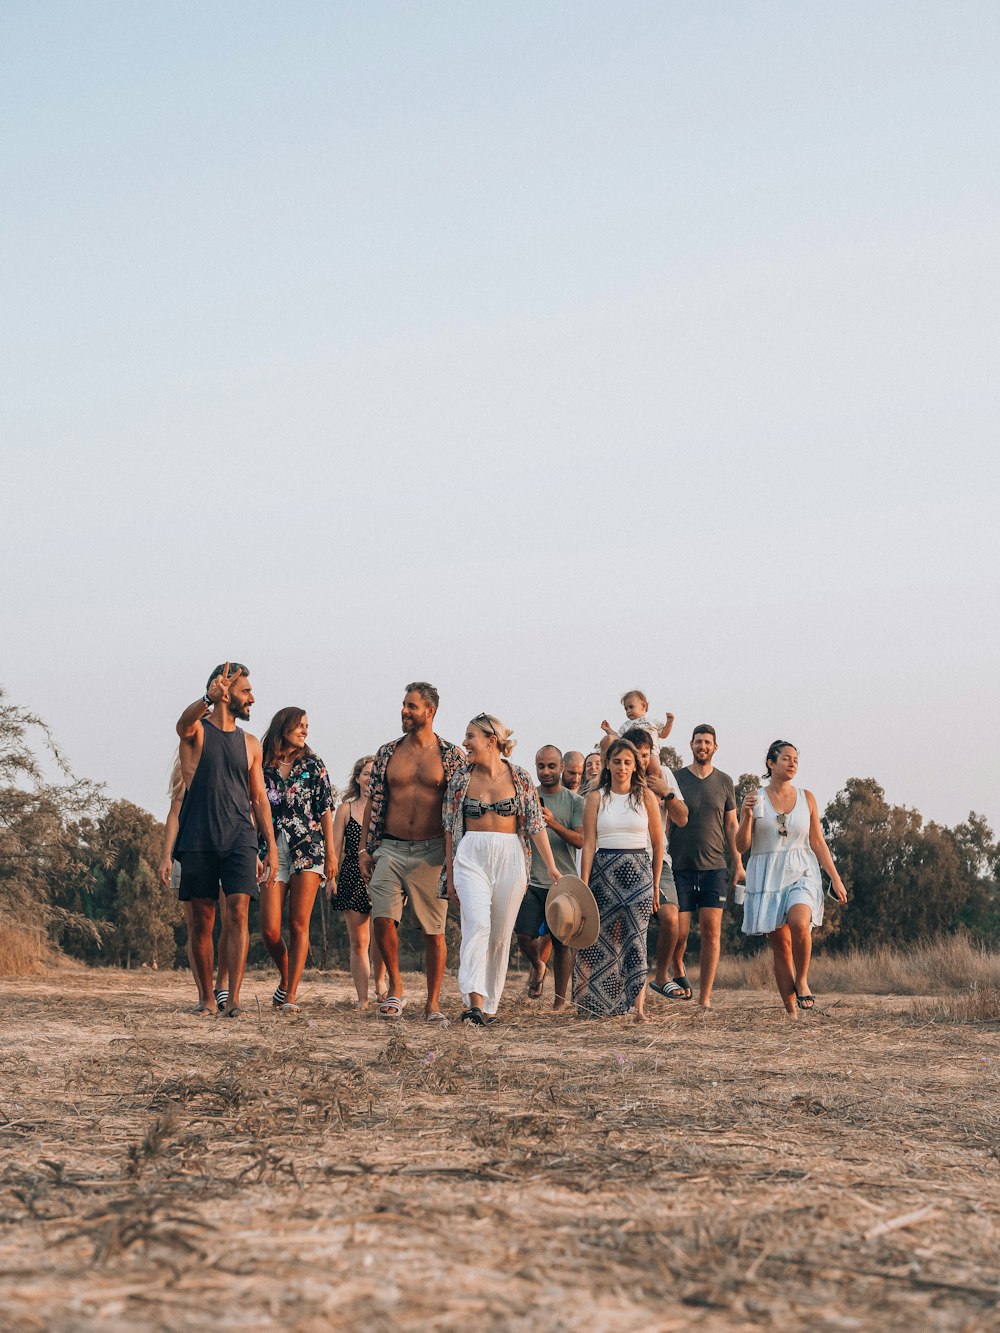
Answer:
[
  {"xmin": 822, "ymin": 779, "xmax": 998, "ymax": 948},
  {"xmin": 0, "ymin": 687, "xmax": 107, "ymax": 951}
]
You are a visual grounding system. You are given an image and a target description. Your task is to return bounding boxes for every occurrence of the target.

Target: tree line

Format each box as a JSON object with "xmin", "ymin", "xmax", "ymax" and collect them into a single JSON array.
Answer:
[{"xmin": 2, "ymin": 689, "xmax": 998, "ymax": 970}]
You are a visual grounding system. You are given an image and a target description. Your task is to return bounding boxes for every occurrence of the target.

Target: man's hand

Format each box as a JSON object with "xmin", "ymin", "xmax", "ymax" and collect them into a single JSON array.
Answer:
[
  {"xmin": 358, "ymin": 849, "xmax": 374, "ymax": 884},
  {"xmin": 542, "ymin": 805, "xmax": 556, "ymax": 829},
  {"xmin": 646, "ymin": 772, "xmax": 670, "ymax": 800},
  {"xmin": 158, "ymin": 857, "xmax": 172, "ymax": 888},
  {"xmin": 207, "ymin": 661, "xmax": 241, "ymax": 707},
  {"xmin": 446, "ymin": 876, "xmax": 459, "ymax": 907},
  {"xmin": 731, "ymin": 862, "xmax": 746, "ymax": 889},
  {"xmin": 548, "ymin": 867, "xmax": 563, "ymax": 887},
  {"xmin": 259, "ymin": 848, "xmax": 278, "ymax": 890}
]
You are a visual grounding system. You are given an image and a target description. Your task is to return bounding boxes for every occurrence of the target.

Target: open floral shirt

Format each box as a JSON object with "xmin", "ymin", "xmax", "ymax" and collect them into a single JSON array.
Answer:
[
  {"xmin": 259, "ymin": 752, "xmax": 334, "ymax": 872},
  {"xmin": 442, "ymin": 760, "xmax": 546, "ymax": 887},
  {"xmin": 364, "ymin": 734, "xmax": 466, "ymax": 856}
]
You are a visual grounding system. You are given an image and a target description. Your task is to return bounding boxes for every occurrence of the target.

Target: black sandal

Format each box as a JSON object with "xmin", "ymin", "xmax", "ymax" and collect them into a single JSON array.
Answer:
[{"xmin": 461, "ymin": 1007, "xmax": 486, "ymax": 1026}]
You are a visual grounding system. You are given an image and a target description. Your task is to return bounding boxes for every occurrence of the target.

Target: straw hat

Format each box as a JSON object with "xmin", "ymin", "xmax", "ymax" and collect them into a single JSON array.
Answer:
[{"xmin": 545, "ymin": 875, "xmax": 600, "ymax": 949}]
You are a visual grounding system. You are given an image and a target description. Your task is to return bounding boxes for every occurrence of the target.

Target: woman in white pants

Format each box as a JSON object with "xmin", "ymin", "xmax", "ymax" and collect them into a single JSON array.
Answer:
[{"xmin": 444, "ymin": 713, "xmax": 562, "ymax": 1025}]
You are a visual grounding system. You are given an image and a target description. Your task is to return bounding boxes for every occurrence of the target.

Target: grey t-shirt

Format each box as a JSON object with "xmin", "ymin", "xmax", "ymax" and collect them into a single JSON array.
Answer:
[
  {"xmin": 528, "ymin": 786, "xmax": 585, "ymax": 888},
  {"xmin": 668, "ymin": 767, "xmax": 736, "ymax": 872}
]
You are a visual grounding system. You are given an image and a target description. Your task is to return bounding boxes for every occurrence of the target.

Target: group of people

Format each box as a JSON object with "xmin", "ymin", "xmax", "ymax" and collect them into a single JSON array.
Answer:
[{"xmin": 161, "ymin": 667, "xmax": 848, "ymax": 1024}]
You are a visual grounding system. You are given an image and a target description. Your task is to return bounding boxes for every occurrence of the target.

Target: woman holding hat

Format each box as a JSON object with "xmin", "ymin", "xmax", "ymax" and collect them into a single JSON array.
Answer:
[
  {"xmin": 575, "ymin": 738, "xmax": 663, "ymax": 1020},
  {"xmin": 444, "ymin": 713, "xmax": 562, "ymax": 1026}
]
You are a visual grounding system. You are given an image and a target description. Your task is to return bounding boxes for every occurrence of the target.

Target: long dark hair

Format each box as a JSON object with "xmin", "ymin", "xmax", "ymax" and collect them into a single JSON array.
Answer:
[
  {"xmin": 599, "ymin": 738, "xmax": 647, "ymax": 810},
  {"xmin": 763, "ymin": 739, "xmax": 796, "ymax": 780},
  {"xmin": 262, "ymin": 707, "xmax": 313, "ymax": 767}
]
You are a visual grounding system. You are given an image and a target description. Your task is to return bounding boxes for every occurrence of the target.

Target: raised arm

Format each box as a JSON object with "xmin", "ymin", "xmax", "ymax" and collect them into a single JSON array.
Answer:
[
  {"xmin": 543, "ymin": 805, "xmax": 584, "ymax": 850},
  {"xmin": 176, "ymin": 661, "xmax": 238, "ymax": 739},
  {"xmin": 735, "ymin": 787, "xmax": 758, "ymax": 856},
  {"xmin": 806, "ymin": 790, "xmax": 847, "ymax": 902},
  {"xmin": 646, "ymin": 771, "xmax": 689, "ymax": 828}
]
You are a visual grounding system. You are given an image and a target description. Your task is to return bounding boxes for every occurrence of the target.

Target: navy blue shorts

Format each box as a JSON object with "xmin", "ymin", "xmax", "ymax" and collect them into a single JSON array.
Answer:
[
  {"xmin": 675, "ymin": 867, "xmax": 729, "ymax": 913},
  {"xmin": 178, "ymin": 847, "xmax": 258, "ymax": 900}
]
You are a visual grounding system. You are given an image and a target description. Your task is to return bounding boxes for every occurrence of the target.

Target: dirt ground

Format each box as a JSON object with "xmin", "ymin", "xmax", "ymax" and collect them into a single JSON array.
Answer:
[{"xmin": 1, "ymin": 968, "xmax": 998, "ymax": 1332}]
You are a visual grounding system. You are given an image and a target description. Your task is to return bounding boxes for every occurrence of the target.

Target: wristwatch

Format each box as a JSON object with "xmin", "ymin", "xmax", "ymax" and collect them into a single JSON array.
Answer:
[
  {"xmin": 202, "ymin": 692, "xmax": 213, "ymax": 707},
  {"xmin": 664, "ymin": 791, "xmax": 675, "ymax": 801}
]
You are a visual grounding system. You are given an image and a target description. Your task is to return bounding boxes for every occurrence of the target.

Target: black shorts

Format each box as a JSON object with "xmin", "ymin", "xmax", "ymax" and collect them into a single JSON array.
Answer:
[
  {"xmin": 675, "ymin": 867, "xmax": 729, "ymax": 913},
  {"xmin": 179, "ymin": 848, "xmax": 258, "ymax": 901},
  {"xmin": 515, "ymin": 883, "xmax": 548, "ymax": 938}
]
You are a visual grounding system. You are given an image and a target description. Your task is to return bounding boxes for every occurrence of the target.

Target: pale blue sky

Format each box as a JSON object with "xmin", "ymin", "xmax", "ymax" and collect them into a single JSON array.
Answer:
[{"xmin": 3, "ymin": 1, "xmax": 998, "ymax": 833}]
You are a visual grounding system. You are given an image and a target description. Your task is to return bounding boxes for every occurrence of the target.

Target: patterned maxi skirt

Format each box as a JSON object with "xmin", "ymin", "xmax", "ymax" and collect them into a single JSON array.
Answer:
[{"xmin": 573, "ymin": 849, "xmax": 653, "ymax": 1017}]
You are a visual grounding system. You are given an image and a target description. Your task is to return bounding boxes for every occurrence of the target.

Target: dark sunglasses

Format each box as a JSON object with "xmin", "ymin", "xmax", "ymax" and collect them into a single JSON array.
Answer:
[{"xmin": 471, "ymin": 712, "xmax": 497, "ymax": 737}]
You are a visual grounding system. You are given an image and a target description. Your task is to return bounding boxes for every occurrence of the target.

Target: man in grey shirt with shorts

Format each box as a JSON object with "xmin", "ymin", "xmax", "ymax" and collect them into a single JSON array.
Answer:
[
  {"xmin": 515, "ymin": 746, "xmax": 584, "ymax": 1009},
  {"xmin": 668, "ymin": 724, "xmax": 745, "ymax": 1010}
]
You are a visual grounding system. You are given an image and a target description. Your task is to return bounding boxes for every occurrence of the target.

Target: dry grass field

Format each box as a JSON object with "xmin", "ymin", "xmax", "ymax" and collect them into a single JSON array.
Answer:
[{"xmin": 1, "ymin": 965, "xmax": 998, "ymax": 1331}]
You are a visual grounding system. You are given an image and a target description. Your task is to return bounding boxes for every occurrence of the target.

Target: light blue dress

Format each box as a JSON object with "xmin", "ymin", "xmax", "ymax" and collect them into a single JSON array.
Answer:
[{"xmin": 739, "ymin": 787, "xmax": 824, "ymax": 936}]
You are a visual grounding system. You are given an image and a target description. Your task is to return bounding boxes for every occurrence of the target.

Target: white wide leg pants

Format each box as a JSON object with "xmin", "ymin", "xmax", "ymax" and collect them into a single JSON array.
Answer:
[{"xmin": 454, "ymin": 832, "xmax": 527, "ymax": 1015}]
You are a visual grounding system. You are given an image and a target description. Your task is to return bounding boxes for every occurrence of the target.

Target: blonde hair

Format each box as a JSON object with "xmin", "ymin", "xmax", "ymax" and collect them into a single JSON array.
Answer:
[
  {"xmin": 469, "ymin": 713, "xmax": 516, "ymax": 758},
  {"xmin": 168, "ymin": 753, "xmax": 185, "ymax": 802},
  {"xmin": 621, "ymin": 689, "xmax": 648, "ymax": 711},
  {"xmin": 342, "ymin": 755, "xmax": 376, "ymax": 802}
]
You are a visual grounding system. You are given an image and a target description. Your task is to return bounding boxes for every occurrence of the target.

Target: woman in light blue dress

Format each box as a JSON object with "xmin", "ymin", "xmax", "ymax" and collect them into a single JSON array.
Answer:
[{"xmin": 735, "ymin": 741, "xmax": 848, "ymax": 1016}]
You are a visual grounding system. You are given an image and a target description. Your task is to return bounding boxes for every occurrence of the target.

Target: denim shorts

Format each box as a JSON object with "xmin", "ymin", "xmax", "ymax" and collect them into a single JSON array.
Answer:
[{"xmin": 275, "ymin": 831, "xmax": 323, "ymax": 882}]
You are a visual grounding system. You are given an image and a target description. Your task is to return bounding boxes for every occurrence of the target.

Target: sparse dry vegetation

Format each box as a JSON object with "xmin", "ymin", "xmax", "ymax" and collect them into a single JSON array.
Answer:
[
  {"xmin": 0, "ymin": 923, "xmax": 48, "ymax": 976},
  {"xmin": 1, "ymin": 967, "xmax": 998, "ymax": 1330},
  {"xmin": 717, "ymin": 936, "xmax": 1000, "ymax": 996}
]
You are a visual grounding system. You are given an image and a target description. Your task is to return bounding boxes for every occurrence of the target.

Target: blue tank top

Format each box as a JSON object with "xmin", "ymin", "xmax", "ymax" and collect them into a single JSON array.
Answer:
[{"xmin": 175, "ymin": 721, "xmax": 256, "ymax": 854}]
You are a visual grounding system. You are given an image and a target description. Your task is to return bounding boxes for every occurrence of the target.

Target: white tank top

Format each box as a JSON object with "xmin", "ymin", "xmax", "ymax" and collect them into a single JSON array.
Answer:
[{"xmin": 596, "ymin": 790, "xmax": 649, "ymax": 849}]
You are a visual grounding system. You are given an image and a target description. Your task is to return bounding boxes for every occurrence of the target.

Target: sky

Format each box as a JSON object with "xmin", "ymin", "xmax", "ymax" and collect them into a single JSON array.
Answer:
[{"xmin": 3, "ymin": 1, "xmax": 998, "ymax": 835}]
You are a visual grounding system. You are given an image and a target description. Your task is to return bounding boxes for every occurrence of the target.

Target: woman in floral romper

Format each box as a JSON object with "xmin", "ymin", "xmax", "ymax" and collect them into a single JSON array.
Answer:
[{"xmin": 259, "ymin": 707, "xmax": 337, "ymax": 1013}]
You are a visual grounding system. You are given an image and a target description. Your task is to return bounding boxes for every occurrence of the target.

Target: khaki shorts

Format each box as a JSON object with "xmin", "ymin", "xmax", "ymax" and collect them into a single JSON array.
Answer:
[{"xmin": 369, "ymin": 836, "xmax": 448, "ymax": 935}]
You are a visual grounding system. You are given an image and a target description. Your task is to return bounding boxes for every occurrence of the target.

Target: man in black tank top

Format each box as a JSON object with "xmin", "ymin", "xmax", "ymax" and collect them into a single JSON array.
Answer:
[{"xmin": 176, "ymin": 662, "xmax": 278, "ymax": 1016}]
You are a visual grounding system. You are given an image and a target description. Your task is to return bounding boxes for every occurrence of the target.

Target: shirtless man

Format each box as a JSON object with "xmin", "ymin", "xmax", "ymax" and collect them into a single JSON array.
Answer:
[
  {"xmin": 175, "ymin": 662, "xmax": 278, "ymax": 1016},
  {"xmin": 359, "ymin": 682, "xmax": 464, "ymax": 1022}
]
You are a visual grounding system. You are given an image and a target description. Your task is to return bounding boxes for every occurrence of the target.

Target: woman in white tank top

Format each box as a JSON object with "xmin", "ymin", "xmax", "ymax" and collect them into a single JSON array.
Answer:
[
  {"xmin": 735, "ymin": 740, "xmax": 848, "ymax": 1016},
  {"xmin": 576, "ymin": 739, "xmax": 663, "ymax": 1021}
]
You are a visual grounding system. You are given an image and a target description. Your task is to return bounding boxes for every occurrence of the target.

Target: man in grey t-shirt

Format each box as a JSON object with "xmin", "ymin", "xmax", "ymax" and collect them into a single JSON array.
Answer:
[
  {"xmin": 515, "ymin": 746, "xmax": 584, "ymax": 1009},
  {"xmin": 667, "ymin": 724, "xmax": 745, "ymax": 1010}
]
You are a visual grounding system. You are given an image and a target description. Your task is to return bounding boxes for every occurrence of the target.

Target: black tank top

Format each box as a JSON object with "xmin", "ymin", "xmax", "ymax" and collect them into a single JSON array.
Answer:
[{"xmin": 175, "ymin": 721, "xmax": 256, "ymax": 854}]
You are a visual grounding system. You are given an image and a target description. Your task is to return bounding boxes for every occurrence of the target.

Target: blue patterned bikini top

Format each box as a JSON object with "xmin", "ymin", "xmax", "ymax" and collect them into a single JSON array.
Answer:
[{"xmin": 463, "ymin": 795, "xmax": 518, "ymax": 820}]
